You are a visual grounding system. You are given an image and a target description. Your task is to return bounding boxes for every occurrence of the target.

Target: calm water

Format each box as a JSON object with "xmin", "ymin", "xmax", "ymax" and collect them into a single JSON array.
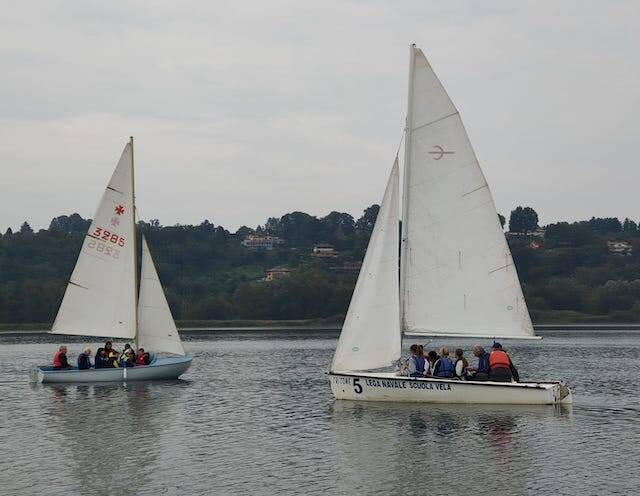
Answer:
[{"xmin": 1, "ymin": 330, "xmax": 639, "ymax": 495}]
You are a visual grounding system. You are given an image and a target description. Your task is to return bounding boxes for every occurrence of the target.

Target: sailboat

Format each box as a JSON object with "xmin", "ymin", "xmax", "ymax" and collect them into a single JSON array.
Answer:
[
  {"xmin": 34, "ymin": 138, "xmax": 192, "ymax": 383},
  {"xmin": 328, "ymin": 46, "xmax": 572, "ymax": 405}
]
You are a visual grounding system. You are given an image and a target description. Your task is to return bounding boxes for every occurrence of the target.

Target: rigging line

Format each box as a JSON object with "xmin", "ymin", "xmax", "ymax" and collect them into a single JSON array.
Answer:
[
  {"xmin": 395, "ymin": 127, "xmax": 406, "ymax": 160},
  {"xmin": 411, "ymin": 111, "xmax": 459, "ymax": 134}
]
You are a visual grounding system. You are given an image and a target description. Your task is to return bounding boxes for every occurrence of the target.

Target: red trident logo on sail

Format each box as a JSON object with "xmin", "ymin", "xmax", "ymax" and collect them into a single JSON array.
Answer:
[{"xmin": 429, "ymin": 145, "xmax": 454, "ymax": 160}]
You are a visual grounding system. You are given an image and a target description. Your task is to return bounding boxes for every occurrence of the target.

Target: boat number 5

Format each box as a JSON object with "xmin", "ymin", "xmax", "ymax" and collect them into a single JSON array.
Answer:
[{"xmin": 353, "ymin": 378, "xmax": 363, "ymax": 394}]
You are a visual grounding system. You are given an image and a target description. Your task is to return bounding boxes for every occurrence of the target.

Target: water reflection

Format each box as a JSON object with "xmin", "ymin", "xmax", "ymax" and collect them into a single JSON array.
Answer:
[
  {"xmin": 40, "ymin": 381, "xmax": 187, "ymax": 496},
  {"xmin": 329, "ymin": 401, "xmax": 572, "ymax": 494}
]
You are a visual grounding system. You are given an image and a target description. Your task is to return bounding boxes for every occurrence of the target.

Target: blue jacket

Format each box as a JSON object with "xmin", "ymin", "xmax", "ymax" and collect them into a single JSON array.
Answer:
[
  {"xmin": 477, "ymin": 352, "xmax": 490, "ymax": 374},
  {"xmin": 77, "ymin": 354, "xmax": 92, "ymax": 370},
  {"xmin": 434, "ymin": 357, "xmax": 455, "ymax": 378},
  {"xmin": 95, "ymin": 356, "xmax": 110, "ymax": 369},
  {"xmin": 408, "ymin": 356, "xmax": 426, "ymax": 376}
]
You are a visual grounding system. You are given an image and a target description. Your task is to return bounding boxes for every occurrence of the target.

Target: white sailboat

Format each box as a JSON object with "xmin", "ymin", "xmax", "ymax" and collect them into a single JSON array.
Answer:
[
  {"xmin": 329, "ymin": 46, "xmax": 572, "ymax": 404},
  {"xmin": 34, "ymin": 138, "xmax": 191, "ymax": 383}
]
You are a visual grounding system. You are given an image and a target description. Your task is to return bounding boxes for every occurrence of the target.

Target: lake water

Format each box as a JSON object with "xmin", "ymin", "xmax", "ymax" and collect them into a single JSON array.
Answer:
[{"xmin": 1, "ymin": 330, "xmax": 639, "ymax": 495}]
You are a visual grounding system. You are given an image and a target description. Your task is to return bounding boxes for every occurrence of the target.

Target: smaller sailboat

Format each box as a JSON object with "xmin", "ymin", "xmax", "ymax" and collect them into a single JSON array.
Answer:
[
  {"xmin": 34, "ymin": 138, "xmax": 192, "ymax": 383},
  {"xmin": 328, "ymin": 46, "xmax": 572, "ymax": 404}
]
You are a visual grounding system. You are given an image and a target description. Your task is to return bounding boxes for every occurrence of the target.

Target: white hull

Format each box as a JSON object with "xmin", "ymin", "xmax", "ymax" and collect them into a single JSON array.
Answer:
[
  {"xmin": 329, "ymin": 371, "xmax": 572, "ymax": 405},
  {"xmin": 33, "ymin": 356, "xmax": 192, "ymax": 384}
]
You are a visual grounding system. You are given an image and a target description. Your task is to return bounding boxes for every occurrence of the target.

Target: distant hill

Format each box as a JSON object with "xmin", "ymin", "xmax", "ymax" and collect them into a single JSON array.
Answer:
[{"xmin": 1, "ymin": 208, "xmax": 640, "ymax": 324}]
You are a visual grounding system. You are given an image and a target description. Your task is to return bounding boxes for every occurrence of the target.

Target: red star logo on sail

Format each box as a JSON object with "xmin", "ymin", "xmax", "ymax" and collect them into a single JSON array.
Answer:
[{"xmin": 115, "ymin": 205, "xmax": 125, "ymax": 215}]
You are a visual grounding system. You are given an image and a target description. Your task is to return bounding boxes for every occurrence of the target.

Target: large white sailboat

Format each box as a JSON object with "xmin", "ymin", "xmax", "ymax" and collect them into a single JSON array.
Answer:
[
  {"xmin": 328, "ymin": 46, "xmax": 572, "ymax": 404},
  {"xmin": 34, "ymin": 138, "xmax": 191, "ymax": 383}
]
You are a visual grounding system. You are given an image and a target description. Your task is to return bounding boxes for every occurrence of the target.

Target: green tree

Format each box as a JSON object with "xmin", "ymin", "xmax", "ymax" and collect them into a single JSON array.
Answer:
[
  {"xmin": 19, "ymin": 222, "xmax": 34, "ymax": 234},
  {"xmin": 508, "ymin": 207, "xmax": 538, "ymax": 233},
  {"xmin": 623, "ymin": 218, "xmax": 637, "ymax": 233}
]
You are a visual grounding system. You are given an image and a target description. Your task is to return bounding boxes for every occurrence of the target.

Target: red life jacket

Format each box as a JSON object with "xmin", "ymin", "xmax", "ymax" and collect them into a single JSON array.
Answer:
[
  {"xmin": 136, "ymin": 354, "xmax": 145, "ymax": 365},
  {"xmin": 53, "ymin": 350, "xmax": 64, "ymax": 368},
  {"xmin": 489, "ymin": 350, "xmax": 511, "ymax": 369}
]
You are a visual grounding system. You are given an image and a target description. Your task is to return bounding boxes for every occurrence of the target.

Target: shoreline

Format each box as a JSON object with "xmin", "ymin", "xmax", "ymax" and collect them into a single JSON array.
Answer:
[{"xmin": 3, "ymin": 323, "xmax": 640, "ymax": 337}]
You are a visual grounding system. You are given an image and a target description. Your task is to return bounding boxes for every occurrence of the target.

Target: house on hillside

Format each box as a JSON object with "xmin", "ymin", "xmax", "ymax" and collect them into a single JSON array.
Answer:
[
  {"xmin": 312, "ymin": 244, "xmax": 338, "ymax": 258},
  {"xmin": 241, "ymin": 234, "xmax": 284, "ymax": 251},
  {"xmin": 607, "ymin": 241, "xmax": 632, "ymax": 255},
  {"xmin": 265, "ymin": 267, "xmax": 291, "ymax": 281},
  {"xmin": 330, "ymin": 261, "xmax": 362, "ymax": 273},
  {"xmin": 506, "ymin": 227, "xmax": 546, "ymax": 238}
]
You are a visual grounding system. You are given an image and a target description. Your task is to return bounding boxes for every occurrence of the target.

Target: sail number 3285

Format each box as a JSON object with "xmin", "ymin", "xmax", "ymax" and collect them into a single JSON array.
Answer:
[{"xmin": 93, "ymin": 227, "xmax": 125, "ymax": 247}]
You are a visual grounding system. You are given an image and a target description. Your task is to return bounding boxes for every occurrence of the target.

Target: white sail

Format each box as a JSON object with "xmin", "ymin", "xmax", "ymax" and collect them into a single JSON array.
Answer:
[
  {"xmin": 51, "ymin": 143, "xmax": 137, "ymax": 338},
  {"xmin": 400, "ymin": 46, "xmax": 535, "ymax": 339},
  {"xmin": 331, "ymin": 159, "xmax": 400, "ymax": 372},
  {"xmin": 138, "ymin": 236, "xmax": 185, "ymax": 356}
]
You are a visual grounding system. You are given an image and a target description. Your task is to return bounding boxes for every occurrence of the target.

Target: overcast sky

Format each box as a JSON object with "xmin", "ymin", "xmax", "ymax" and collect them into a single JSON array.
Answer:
[{"xmin": 1, "ymin": 1, "xmax": 639, "ymax": 233}]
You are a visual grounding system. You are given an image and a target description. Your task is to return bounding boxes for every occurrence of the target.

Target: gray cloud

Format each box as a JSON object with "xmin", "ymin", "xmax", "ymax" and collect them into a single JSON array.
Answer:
[{"xmin": 1, "ymin": 0, "xmax": 639, "ymax": 232}]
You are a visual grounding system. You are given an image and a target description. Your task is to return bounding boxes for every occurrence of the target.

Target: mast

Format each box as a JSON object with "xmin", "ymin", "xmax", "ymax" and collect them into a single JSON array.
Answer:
[
  {"xmin": 130, "ymin": 136, "xmax": 139, "ymax": 349},
  {"xmin": 399, "ymin": 44, "xmax": 416, "ymax": 334}
]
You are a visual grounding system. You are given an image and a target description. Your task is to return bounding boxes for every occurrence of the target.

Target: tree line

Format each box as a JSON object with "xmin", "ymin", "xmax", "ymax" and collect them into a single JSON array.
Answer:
[{"xmin": 2, "ymin": 207, "xmax": 640, "ymax": 324}]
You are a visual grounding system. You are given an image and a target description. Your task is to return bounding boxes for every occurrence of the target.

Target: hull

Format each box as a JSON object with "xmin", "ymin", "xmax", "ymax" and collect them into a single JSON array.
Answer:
[
  {"xmin": 33, "ymin": 356, "xmax": 192, "ymax": 384},
  {"xmin": 329, "ymin": 371, "xmax": 573, "ymax": 405}
]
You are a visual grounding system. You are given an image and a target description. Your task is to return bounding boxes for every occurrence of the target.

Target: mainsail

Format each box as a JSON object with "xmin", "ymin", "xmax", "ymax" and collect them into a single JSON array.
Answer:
[
  {"xmin": 331, "ymin": 159, "xmax": 400, "ymax": 372},
  {"xmin": 400, "ymin": 46, "xmax": 534, "ymax": 339},
  {"xmin": 138, "ymin": 236, "xmax": 185, "ymax": 356},
  {"xmin": 51, "ymin": 143, "xmax": 137, "ymax": 338}
]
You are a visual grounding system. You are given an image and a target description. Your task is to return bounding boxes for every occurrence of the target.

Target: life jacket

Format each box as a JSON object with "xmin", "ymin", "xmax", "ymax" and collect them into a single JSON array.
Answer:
[
  {"xmin": 489, "ymin": 350, "xmax": 511, "ymax": 369},
  {"xmin": 435, "ymin": 357, "xmax": 455, "ymax": 378},
  {"xmin": 476, "ymin": 352, "xmax": 490, "ymax": 373},
  {"xmin": 136, "ymin": 354, "xmax": 146, "ymax": 366},
  {"xmin": 52, "ymin": 351, "xmax": 63, "ymax": 368},
  {"xmin": 108, "ymin": 351, "xmax": 120, "ymax": 368},
  {"xmin": 455, "ymin": 358, "xmax": 468, "ymax": 377},
  {"xmin": 415, "ymin": 356, "xmax": 426, "ymax": 373}
]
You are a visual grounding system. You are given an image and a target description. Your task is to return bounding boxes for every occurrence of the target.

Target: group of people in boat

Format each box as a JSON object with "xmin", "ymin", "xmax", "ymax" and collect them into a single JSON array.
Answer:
[
  {"xmin": 52, "ymin": 341, "xmax": 151, "ymax": 370},
  {"xmin": 404, "ymin": 342, "xmax": 520, "ymax": 382}
]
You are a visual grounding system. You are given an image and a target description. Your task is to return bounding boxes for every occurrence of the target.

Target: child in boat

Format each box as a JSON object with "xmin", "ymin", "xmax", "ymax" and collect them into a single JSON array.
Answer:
[
  {"xmin": 77, "ymin": 347, "xmax": 92, "ymax": 370},
  {"xmin": 94, "ymin": 348, "xmax": 110, "ymax": 368},
  {"xmin": 52, "ymin": 345, "xmax": 71, "ymax": 370},
  {"xmin": 108, "ymin": 351, "xmax": 120, "ymax": 367},
  {"xmin": 454, "ymin": 348, "xmax": 468, "ymax": 379},
  {"xmin": 104, "ymin": 341, "xmax": 118, "ymax": 356},
  {"xmin": 136, "ymin": 348, "xmax": 151, "ymax": 366},
  {"xmin": 425, "ymin": 350, "xmax": 439, "ymax": 376},
  {"xmin": 407, "ymin": 344, "xmax": 426, "ymax": 377},
  {"xmin": 120, "ymin": 344, "xmax": 136, "ymax": 367},
  {"xmin": 433, "ymin": 347, "xmax": 455, "ymax": 378}
]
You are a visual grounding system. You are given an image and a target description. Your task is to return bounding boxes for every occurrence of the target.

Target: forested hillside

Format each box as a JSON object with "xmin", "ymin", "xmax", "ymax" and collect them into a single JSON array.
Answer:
[{"xmin": 2, "ymin": 207, "xmax": 640, "ymax": 324}]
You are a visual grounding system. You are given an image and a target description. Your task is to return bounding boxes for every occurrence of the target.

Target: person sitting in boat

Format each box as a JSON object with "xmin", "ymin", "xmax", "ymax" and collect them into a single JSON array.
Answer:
[
  {"xmin": 77, "ymin": 347, "xmax": 92, "ymax": 370},
  {"xmin": 104, "ymin": 341, "xmax": 118, "ymax": 357},
  {"xmin": 135, "ymin": 348, "xmax": 150, "ymax": 366},
  {"xmin": 433, "ymin": 347, "xmax": 455, "ymax": 378},
  {"xmin": 488, "ymin": 342, "xmax": 514, "ymax": 382},
  {"xmin": 108, "ymin": 350, "xmax": 120, "ymax": 367},
  {"xmin": 52, "ymin": 345, "xmax": 71, "ymax": 370},
  {"xmin": 94, "ymin": 348, "xmax": 110, "ymax": 368},
  {"xmin": 120, "ymin": 344, "xmax": 136, "ymax": 367},
  {"xmin": 425, "ymin": 350, "xmax": 439, "ymax": 376},
  {"xmin": 467, "ymin": 345, "xmax": 490, "ymax": 381},
  {"xmin": 454, "ymin": 348, "xmax": 468, "ymax": 379},
  {"xmin": 489, "ymin": 343, "xmax": 520, "ymax": 382},
  {"xmin": 407, "ymin": 344, "xmax": 426, "ymax": 377}
]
